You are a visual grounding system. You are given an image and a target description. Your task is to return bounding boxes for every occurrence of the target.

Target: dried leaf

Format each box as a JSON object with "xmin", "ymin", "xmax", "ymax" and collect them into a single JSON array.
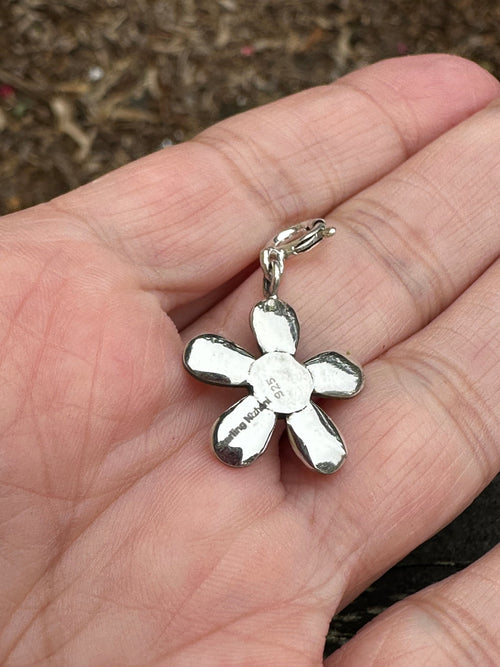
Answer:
[
  {"xmin": 218, "ymin": 0, "xmax": 236, "ymax": 11},
  {"xmin": 108, "ymin": 107, "xmax": 158, "ymax": 123},
  {"xmin": 50, "ymin": 96, "xmax": 95, "ymax": 161},
  {"xmin": 144, "ymin": 66, "xmax": 161, "ymax": 100}
]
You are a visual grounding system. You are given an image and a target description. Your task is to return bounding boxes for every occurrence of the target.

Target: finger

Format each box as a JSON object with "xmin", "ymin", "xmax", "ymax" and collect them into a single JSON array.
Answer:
[
  {"xmin": 183, "ymin": 91, "xmax": 500, "ymax": 365},
  {"xmin": 325, "ymin": 545, "xmax": 500, "ymax": 666},
  {"xmin": 49, "ymin": 55, "xmax": 499, "ymax": 311},
  {"xmin": 290, "ymin": 257, "xmax": 500, "ymax": 609}
]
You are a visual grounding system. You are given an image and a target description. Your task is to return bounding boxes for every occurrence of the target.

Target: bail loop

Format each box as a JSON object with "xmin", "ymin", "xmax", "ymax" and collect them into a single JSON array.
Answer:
[{"xmin": 260, "ymin": 246, "xmax": 285, "ymax": 298}]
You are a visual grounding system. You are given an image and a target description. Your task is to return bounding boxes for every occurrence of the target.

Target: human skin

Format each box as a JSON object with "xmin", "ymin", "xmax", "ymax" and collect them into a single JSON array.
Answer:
[{"xmin": 0, "ymin": 54, "xmax": 499, "ymax": 666}]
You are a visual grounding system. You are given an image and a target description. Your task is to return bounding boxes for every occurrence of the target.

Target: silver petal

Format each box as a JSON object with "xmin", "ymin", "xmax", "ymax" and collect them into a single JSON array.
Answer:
[
  {"xmin": 305, "ymin": 351, "xmax": 363, "ymax": 398},
  {"xmin": 212, "ymin": 395, "xmax": 276, "ymax": 467},
  {"xmin": 184, "ymin": 334, "xmax": 254, "ymax": 386},
  {"xmin": 286, "ymin": 402, "xmax": 346, "ymax": 474},
  {"xmin": 250, "ymin": 297, "xmax": 299, "ymax": 354}
]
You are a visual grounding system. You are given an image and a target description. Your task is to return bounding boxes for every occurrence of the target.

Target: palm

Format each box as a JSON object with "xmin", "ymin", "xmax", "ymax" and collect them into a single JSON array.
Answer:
[{"xmin": 1, "ymin": 55, "xmax": 499, "ymax": 667}]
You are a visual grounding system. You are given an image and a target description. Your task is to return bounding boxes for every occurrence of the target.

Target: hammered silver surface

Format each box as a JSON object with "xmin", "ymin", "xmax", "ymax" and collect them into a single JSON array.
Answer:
[
  {"xmin": 184, "ymin": 284, "xmax": 363, "ymax": 473},
  {"xmin": 212, "ymin": 395, "xmax": 276, "ymax": 467},
  {"xmin": 183, "ymin": 334, "xmax": 254, "ymax": 386},
  {"xmin": 305, "ymin": 351, "xmax": 364, "ymax": 398},
  {"xmin": 250, "ymin": 297, "xmax": 299, "ymax": 354},
  {"xmin": 248, "ymin": 352, "xmax": 313, "ymax": 414},
  {"xmin": 286, "ymin": 402, "xmax": 346, "ymax": 474}
]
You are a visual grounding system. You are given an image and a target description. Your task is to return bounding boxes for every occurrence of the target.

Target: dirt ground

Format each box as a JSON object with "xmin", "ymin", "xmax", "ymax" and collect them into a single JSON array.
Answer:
[{"xmin": 2, "ymin": 0, "xmax": 500, "ymax": 214}]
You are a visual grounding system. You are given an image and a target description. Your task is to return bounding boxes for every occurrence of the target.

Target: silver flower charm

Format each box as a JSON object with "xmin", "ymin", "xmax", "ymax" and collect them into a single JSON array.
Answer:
[{"xmin": 184, "ymin": 296, "xmax": 363, "ymax": 474}]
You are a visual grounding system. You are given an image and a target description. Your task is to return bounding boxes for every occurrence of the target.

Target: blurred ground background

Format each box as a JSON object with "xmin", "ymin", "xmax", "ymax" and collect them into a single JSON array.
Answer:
[
  {"xmin": 1, "ymin": 0, "xmax": 499, "ymax": 657},
  {"xmin": 2, "ymin": 0, "xmax": 500, "ymax": 214}
]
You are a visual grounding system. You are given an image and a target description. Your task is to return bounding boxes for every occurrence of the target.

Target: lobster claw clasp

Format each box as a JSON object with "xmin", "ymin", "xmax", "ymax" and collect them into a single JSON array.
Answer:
[
  {"xmin": 270, "ymin": 218, "xmax": 335, "ymax": 258},
  {"xmin": 260, "ymin": 219, "xmax": 336, "ymax": 298}
]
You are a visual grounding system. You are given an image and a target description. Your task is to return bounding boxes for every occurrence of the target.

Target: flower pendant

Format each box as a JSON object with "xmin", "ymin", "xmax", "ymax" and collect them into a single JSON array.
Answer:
[{"xmin": 183, "ymin": 219, "xmax": 364, "ymax": 474}]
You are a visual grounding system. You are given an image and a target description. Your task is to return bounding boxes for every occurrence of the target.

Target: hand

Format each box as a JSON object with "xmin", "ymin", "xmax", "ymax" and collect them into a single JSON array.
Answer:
[{"xmin": 0, "ymin": 54, "xmax": 499, "ymax": 666}]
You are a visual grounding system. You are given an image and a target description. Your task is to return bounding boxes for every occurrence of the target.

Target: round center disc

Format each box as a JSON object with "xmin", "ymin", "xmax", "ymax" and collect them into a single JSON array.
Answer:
[{"xmin": 248, "ymin": 352, "xmax": 313, "ymax": 415}]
